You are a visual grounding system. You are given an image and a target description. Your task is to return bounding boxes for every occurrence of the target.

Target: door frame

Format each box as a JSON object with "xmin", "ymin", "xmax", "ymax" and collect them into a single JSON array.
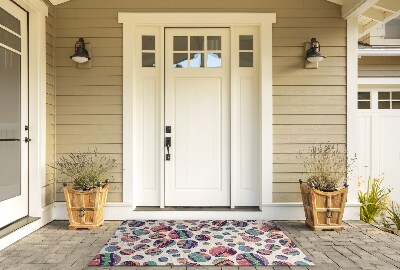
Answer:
[
  {"xmin": 10, "ymin": 0, "xmax": 49, "ymax": 218},
  {"xmin": 119, "ymin": 13, "xmax": 276, "ymax": 210}
]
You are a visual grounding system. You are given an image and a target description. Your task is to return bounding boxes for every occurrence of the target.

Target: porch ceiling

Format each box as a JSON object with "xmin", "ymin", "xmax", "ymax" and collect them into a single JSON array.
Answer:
[{"xmin": 326, "ymin": 0, "xmax": 400, "ymax": 40}]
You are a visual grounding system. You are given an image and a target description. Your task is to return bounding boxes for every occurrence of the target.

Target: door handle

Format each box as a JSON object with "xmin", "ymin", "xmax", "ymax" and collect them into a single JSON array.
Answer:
[
  {"xmin": 24, "ymin": 137, "xmax": 31, "ymax": 143},
  {"xmin": 165, "ymin": 137, "xmax": 171, "ymax": 161}
]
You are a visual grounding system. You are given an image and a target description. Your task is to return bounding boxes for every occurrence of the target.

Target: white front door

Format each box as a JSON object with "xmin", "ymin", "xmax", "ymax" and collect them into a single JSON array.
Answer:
[
  {"xmin": 0, "ymin": 0, "xmax": 29, "ymax": 228},
  {"xmin": 164, "ymin": 28, "xmax": 230, "ymax": 206},
  {"xmin": 358, "ymin": 90, "xmax": 400, "ymax": 203}
]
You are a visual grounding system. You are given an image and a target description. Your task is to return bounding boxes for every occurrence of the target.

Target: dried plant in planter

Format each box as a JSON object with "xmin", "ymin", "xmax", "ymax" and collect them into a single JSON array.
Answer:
[
  {"xmin": 299, "ymin": 144, "xmax": 356, "ymax": 191},
  {"xmin": 50, "ymin": 148, "xmax": 117, "ymax": 190}
]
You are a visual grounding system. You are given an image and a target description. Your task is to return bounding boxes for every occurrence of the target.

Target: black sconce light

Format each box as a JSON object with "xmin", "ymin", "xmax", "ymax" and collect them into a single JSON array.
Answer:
[
  {"xmin": 70, "ymin": 37, "xmax": 91, "ymax": 64},
  {"xmin": 305, "ymin": 38, "xmax": 326, "ymax": 65}
]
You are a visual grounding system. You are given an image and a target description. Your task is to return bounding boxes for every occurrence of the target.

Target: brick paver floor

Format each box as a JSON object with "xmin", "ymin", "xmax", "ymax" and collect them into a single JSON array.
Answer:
[{"xmin": 0, "ymin": 220, "xmax": 399, "ymax": 270}]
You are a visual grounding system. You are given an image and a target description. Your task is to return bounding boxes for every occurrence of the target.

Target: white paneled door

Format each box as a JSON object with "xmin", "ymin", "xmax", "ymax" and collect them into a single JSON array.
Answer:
[
  {"xmin": 0, "ymin": 0, "xmax": 29, "ymax": 228},
  {"xmin": 358, "ymin": 90, "xmax": 400, "ymax": 203},
  {"xmin": 164, "ymin": 28, "xmax": 230, "ymax": 206}
]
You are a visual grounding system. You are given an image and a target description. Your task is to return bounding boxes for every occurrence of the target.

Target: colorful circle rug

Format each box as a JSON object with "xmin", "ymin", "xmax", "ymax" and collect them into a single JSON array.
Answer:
[{"xmin": 89, "ymin": 220, "xmax": 313, "ymax": 266}]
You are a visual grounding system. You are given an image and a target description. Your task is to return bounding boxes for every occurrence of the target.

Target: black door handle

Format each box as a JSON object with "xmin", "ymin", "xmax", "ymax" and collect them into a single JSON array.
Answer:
[
  {"xmin": 24, "ymin": 137, "xmax": 31, "ymax": 143},
  {"xmin": 165, "ymin": 137, "xmax": 171, "ymax": 161}
]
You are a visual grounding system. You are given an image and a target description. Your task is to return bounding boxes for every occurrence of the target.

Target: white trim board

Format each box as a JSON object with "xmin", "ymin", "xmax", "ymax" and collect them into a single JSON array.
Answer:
[
  {"xmin": 119, "ymin": 13, "xmax": 276, "ymax": 209},
  {"xmin": 359, "ymin": 77, "xmax": 400, "ymax": 85},
  {"xmin": 53, "ymin": 202, "xmax": 361, "ymax": 221}
]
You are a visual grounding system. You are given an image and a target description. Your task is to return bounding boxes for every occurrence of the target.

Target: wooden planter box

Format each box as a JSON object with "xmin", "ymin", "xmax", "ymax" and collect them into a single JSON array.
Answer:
[
  {"xmin": 63, "ymin": 184, "xmax": 109, "ymax": 230},
  {"xmin": 300, "ymin": 182, "xmax": 348, "ymax": 231}
]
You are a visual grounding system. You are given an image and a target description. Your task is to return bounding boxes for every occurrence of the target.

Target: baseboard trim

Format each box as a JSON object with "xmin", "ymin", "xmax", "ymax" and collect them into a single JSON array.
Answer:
[
  {"xmin": 54, "ymin": 201, "xmax": 361, "ymax": 221},
  {"xmin": 0, "ymin": 204, "xmax": 54, "ymax": 251}
]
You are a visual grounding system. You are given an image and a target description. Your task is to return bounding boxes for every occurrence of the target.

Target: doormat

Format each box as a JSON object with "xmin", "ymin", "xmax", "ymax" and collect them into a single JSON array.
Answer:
[{"xmin": 89, "ymin": 220, "xmax": 313, "ymax": 266}]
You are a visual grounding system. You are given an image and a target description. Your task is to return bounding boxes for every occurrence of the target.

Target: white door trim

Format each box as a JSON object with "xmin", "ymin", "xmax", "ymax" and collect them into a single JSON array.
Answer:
[
  {"xmin": 119, "ymin": 13, "xmax": 276, "ymax": 210},
  {"xmin": 12, "ymin": 0, "xmax": 48, "ymax": 217}
]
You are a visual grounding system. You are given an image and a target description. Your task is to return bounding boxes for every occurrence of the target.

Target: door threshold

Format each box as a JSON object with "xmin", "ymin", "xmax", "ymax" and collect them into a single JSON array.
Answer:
[
  {"xmin": 0, "ymin": 216, "xmax": 40, "ymax": 240},
  {"xmin": 135, "ymin": 206, "xmax": 261, "ymax": 212}
]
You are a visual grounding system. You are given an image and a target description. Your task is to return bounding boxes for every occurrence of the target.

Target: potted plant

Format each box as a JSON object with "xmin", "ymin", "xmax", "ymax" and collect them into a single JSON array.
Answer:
[
  {"xmin": 298, "ymin": 144, "xmax": 355, "ymax": 231},
  {"xmin": 51, "ymin": 149, "xmax": 116, "ymax": 230}
]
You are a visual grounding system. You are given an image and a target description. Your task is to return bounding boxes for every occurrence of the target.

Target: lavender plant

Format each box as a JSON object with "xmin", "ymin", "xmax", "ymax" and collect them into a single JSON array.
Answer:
[
  {"xmin": 50, "ymin": 148, "xmax": 117, "ymax": 190},
  {"xmin": 299, "ymin": 144, "xmax": 356, "ymax": 191}
]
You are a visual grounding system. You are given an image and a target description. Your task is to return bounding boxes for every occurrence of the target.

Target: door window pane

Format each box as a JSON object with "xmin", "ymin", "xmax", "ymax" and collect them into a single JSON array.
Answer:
[
  {"xmin": 207, "ymin": 36, "xmax": 221, "ymax": 50},
  {"xmin": 392, "ymin": 92, "xmax": 400, "ymax": 100},
  {"xmin": 358, "ymin": 101, "xmax": 370, "ymax": 109},
  {"xmin": 0, "ymin": 7, "xmax": 20, "ymax": 34},
  {"xmin": 0, "ymin": 27, "xmax": 21, "ymax": 51},
  {"xmin": 239, "ymin": 35, "xmax": 253, "ymax": 50},
  {"xmin": 0, "ymin": 47, "xmax": 21, "ymax": 201},
  {"xmin": 142, "ymin": 35, "xmax": 155, "ymax": 50},
  {"xmin": 173, "ymin": 53, "xmax": 188, "ymax": 68},
  {"xmin": 378, "ymin": 101, "xmax": 390, "ymax": 109},
  {"xmin": 392, "ymin": 101, "xmax": 400, "ymax": 109},
  {"xmin": 358, "ymin": 92, "xmax": 370, "ymax": 100},
  {"xmin": 189, "ymin": 53, "xmax": 204, "ymax": 68},
  {"xmin": 207, "ymin": 53, "xmax": 221, "ymax": 68},
  {"xmin": 174, "ymin": 36, "xmax": 188, "ymax": 51},
  {"xmin": 239, "ymin": 52, "xmax": 253, "ymax": 67},
  {"xmin": 142, "ymin": 53, "xmax": 155, "ymax": 67},
  {"xmin": 190, "ymin": 36, "xmax": 204, "ymax": 51},
  {"xmin": 378, "ymin": 92, "xmax": 390, "ymax": 100}
]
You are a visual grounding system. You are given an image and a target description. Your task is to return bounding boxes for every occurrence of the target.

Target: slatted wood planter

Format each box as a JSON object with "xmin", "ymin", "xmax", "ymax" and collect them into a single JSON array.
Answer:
[
  {"xmin": 63, "ymin": 184, "xmax": 109, "ymax": 230},
  {"xmin": 300, "ymin": 182, "xmax": 348, "ymax": 231}
]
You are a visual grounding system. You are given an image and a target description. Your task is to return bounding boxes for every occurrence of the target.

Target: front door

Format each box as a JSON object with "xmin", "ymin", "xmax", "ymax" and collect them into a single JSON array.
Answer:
[
  {"xmin": 164, "ymin": 28, "xmax": 230, "ymax": 206},
  {"xmin": 0, "ymin": 0, "xmax": 28, "ymax": 228}
]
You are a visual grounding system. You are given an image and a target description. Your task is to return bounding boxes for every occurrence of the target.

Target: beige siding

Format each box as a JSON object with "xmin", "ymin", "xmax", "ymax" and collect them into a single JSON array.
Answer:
[
  {"xmin": 55, "ymin": 0, "xmax": 346, "ymax": 203},
  {"xmin": 359, "ymin": 56, "xmax": 400, "ymax": 77},
  {"xmin": 45, "ymin": 1, "xmax": 56, "ymax": 206}
]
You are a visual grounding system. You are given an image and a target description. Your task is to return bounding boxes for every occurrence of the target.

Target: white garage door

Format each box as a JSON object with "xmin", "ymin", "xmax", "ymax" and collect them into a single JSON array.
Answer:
[{"xmin": 358, "ymin": 89, "xmax": 400, "ymax": 203}]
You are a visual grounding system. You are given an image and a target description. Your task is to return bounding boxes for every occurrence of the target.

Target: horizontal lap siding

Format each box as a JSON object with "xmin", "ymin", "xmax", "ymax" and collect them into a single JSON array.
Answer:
[
  {"xmin": 359, "ymin": 56, "xmax": 400, "ymax": 77},
  {"xmin": 45, "ymin": 1, "xmax": 56, "ymax": 207},
  {"xmin": 55, "ymin": 0, "xmax": 346, "ymax": 203}
]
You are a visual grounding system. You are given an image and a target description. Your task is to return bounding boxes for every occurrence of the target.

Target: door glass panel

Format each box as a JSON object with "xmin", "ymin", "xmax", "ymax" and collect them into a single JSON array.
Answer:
[
  {"xmin": 392, "ymin": 92, "xmax": 400, "ymax": 100},
  {"xmin": 392, "ymin": 101, "xmax": 400, "ymax": 109},
  {"xmin": 189, "ymin": 53, "xmax": 204, "ymax": 68},
  {"xmin": 358, "ymin": 101, "xmax": 370, "ymax": 109},
  {"xmin": 378, "ymin": 92, "xmax": 390, "ymax": 100},
  {"xmin": 173, "ymin": 53, "xmax": 188, "ymax": 68},
  {"xmin": 239, "ymin": 52, "xmax": 253, "ymax": 67},
  {"xmin": 358, "ymin": 92, "xmax": 370, "ymax": 100},
  {"xmin": 207, "ymin": 36, "xmax": 221, "ymax": 50},
  {"xmin": 0, "ymin": 27, "xmax": 21, "ymax": 51},
  {"xmin": 0, "ymin": 7, "xmax": 20, "ymax": 34},
  {"xmin": 142, "ymin": 35, "xmax": 155, "ymax": 50},
  {"xmin": 142, "ymin": 52, "xmax": 155, "ymax": 67},
  {"xmin": 378, "ymin": 101, "xmax": 390, "ymax": 109},
  {"xmin": 0, "ymin": 46, "xmax": 21, "ymax": 202},
  {"xmin": 239, "ymin": 35, "xmax": 253, "ymax": 50},
  {"xmin": 207, "ymin": 53, "xmax": 221, "ymax": 68},
  {"xmin": 173, "ymin": 36, "xmax": 188, "ymax": 51},
  {"xmin": 190, "ymin": 36, "xmax": 204, "ymax": 51}
]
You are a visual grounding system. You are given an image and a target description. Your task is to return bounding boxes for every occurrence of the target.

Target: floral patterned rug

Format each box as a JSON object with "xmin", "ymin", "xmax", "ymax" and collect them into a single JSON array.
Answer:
[{"xmin": 89, "ymin": 220, "xmax": 313, "ymax": 267}]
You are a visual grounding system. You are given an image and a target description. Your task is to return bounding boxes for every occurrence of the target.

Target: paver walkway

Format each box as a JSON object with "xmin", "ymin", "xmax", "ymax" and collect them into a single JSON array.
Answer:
[{"xmin": 0, "ymin": 220, "xmax": 399, "ymax": 270}]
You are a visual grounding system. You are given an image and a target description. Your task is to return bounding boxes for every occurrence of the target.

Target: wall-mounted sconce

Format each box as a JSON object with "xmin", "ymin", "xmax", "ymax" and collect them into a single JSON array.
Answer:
[
  {"xmin": 70, "ymin": 38, "xmax": 91, "ymax": 64},
  {"xmin": 305, "ymin": 38, "xmax": 326, "ymax": 69}
]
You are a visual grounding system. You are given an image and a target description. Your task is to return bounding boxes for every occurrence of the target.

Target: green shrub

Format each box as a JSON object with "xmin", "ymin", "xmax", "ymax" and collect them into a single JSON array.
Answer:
[
  {"xmin": 358, "ymin": 176, "xmax": 391, "ymax": 224},
  {"xmin": 383, "ymin": 201, "xmax": 400, "ymax": 230}
]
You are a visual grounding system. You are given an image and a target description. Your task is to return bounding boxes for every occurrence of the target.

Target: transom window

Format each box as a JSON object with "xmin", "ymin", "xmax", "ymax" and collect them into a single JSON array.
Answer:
[{"xmin": 172, "ymin": 35, "xmax": 222, "ymax": 68}]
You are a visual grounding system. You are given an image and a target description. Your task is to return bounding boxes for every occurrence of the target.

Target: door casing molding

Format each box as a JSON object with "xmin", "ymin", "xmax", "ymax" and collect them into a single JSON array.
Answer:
[
  {"xmin": 119, "ymin": 13, "xmax": 276, "ymax": 209},
  {"xmin": 13, "ymin": 0, "xmax": 48, "ymax": 217}
]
